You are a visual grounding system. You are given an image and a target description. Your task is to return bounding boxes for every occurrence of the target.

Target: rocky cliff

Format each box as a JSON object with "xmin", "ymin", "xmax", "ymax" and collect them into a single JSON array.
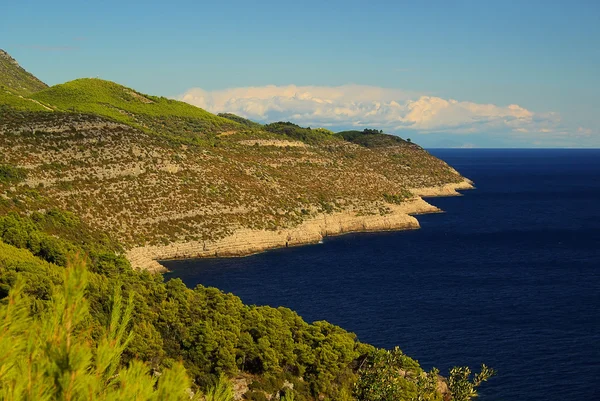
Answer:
[{"xmin": 127, "ymin": 184, "xmax": 473, "ymax": 272}]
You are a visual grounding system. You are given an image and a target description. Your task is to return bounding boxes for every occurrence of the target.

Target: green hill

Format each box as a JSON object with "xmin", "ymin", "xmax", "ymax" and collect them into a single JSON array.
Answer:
[
  {"xmin": 337, "ymin": 129, "xmax": 411, "ymax": 148},
  {"xmin": 30, "ymin": 78, "xmax": 241, "ymax": 141},
  {"xmin": 0, "ymin": 50, "xmax": 468, "ymax": 256},
  {"xmin": 0, "ymin": 49, "xmax": 47, "ymax": 95},
  {"xmin": 0, "ymin": 89, "xmax": 50, "ymax": 112},
  {"xmin": 218, "ymin": 112, "xmax": 263, "ymax": 128}
]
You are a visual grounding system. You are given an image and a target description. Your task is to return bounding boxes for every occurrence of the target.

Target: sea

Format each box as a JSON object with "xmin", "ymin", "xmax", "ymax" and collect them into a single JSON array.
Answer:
[{"xmin": 164, "ymin": 149, "xmax": 600, "ymax": 401}]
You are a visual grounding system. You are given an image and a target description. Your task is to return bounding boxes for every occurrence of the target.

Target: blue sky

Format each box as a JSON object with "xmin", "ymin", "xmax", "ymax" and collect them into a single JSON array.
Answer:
[{"xmin": 2, "ymin": 0, "xmax": 599, "ymax": 147}]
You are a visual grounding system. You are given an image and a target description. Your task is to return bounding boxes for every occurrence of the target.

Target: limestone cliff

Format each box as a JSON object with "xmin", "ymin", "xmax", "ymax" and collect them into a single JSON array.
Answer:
[{"xmin": 127, "ymin": 182, "xmax": 473, "ymax": 272}]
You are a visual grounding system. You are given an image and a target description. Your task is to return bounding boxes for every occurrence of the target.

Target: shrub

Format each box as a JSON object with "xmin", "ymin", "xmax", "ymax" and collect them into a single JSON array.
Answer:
[
  {"xmin": 0, "ymin": 255, "xmax": 198, "ymax": 401},
  {"xmin": 0, "ymin": 164, "xmax": 26, "ymax": 184}
]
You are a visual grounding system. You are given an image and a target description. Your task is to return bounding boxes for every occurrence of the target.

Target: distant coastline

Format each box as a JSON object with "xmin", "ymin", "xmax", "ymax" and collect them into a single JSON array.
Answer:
[{"xmin": 126, "ymin": 179, "xmax": 474, "ymax": 272}]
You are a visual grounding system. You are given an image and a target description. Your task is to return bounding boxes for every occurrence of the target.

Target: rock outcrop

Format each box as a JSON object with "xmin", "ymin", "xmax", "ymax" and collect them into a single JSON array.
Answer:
[
  {"xmin": 126, "ymin": 181, "xmax": 473, "ymax": 272},
  {"xmin": 0, "ymin": 50, "xmax": 19, "ymax": 65}
]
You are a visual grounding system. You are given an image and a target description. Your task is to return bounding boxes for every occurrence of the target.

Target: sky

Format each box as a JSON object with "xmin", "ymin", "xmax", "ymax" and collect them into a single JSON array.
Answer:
[{"xmin": 2, "ymin": 0, "xmax": 599, "ymax": 148}]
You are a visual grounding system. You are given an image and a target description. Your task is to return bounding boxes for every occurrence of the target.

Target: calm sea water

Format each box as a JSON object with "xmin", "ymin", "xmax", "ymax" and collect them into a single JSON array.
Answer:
[{"xmin": 164, "ymin": 149, "xmax": 600, "ymax": 401}]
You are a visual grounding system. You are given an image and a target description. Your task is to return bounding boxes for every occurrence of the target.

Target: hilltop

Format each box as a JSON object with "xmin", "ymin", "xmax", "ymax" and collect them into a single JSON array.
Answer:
[
  {"xmin": 0, "ymin": 50, "xmax": 472, "ymax": 271},
  {"xmin": 30, "ymin": 78, "xmax": 241, "ymax": 141}
]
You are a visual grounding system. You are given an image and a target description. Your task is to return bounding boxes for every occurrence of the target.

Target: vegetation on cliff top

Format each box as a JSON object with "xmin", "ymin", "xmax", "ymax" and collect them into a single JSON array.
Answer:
[
  {"xmin": 337, "ymin": 129, "xmax": 411, "ymax": 148},
  {"xmin": 263, "ymin": 122, "xmax": 336, "ymax": 144}
]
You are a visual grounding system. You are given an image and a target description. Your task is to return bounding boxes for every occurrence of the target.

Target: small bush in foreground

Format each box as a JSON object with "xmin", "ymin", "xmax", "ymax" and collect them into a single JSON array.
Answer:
[{"xmin": 0, "ymin": 255, "xmax": 198, "ymax": 401}]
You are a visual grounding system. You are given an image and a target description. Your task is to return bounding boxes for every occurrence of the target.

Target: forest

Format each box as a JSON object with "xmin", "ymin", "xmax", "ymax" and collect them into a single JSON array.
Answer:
[{"xmin": 0, "ymin": 209, "xmax": 493, "ymax": 400}]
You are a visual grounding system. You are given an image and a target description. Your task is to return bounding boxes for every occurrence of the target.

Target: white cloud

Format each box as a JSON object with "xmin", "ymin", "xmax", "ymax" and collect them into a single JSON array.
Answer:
[
  {"xmin": 577, "ymin": 127, "xmax": 592, "ymax": 136},
  {"xmin": 178, "ymin": 84, "xmax": 575, "ymax": 139}
]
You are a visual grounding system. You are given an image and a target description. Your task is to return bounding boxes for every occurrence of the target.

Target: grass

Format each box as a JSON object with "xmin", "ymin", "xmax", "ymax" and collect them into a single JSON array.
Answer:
[
  {"xmin": 30, "ymin": 78, "xmax": 242, "ymax": 140},
  {"xmin": 0, "ymin": 90, "xmax": 49, "ymax": 112}
]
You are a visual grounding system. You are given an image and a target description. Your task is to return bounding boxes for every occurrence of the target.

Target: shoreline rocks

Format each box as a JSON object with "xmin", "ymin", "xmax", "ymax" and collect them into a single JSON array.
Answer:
[{"xmin": 126, "ymin": 180, "xmax": 474, "ymax": 273}]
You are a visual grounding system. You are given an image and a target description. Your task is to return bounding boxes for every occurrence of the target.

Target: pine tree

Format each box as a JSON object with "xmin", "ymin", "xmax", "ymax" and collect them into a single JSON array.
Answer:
[{"xmin": 0, "ymin": 255, "xmax": 200, "ymax": 401}]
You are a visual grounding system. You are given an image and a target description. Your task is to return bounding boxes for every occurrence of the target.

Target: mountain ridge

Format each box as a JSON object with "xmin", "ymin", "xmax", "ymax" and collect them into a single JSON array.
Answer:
[{"xmin": 0, "ymin": 49, "xmax": 48, "ymax": 95}]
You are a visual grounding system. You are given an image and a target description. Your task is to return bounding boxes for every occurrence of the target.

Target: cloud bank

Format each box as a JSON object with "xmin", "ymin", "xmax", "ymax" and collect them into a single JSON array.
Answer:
[
  {"xmin": 179, "ymin": 84, "xmax": 599, "ymax": 147},
  {"xmin": 179, "ymin": 84, "xmax": 562, "ymax": 134}
]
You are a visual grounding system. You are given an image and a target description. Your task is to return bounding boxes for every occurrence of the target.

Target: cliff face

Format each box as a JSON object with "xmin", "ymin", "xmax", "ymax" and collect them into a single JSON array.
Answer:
[{"xmin": 126, "ymin": 187, "xmax": 472, "ymax": 272}]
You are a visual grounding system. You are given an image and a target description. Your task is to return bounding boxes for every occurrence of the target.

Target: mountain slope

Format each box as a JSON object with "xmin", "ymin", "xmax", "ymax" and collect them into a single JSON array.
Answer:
[
  {"xmin": 0, "ymin": 89, "xmax": 50, "ymax": 112},
  {"xmin": 0, "ymin": 51, "xmax": 471, "ymax": 272},
  {"xmin": 0, "ymin": 49, "xmax": 48, "ymax": 95},
  {"xmin": 30, "ymin": 78, "xmax": 241, "ymax": 141}
]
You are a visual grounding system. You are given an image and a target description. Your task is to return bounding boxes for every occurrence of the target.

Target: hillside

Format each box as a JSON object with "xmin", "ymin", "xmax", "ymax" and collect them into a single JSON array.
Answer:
[
  {"xmin": 0, "ymin": 50, "xmax": 492, "ymax": 401},
  {"xmin": 30, "ymin": 78, "xmax": 242, "ymax": 141},
  {"xmin": 0, "ymin": 107, "xmax": 470, "ymax": 271},
  {"xmin": 0, "ymin": 58, "xmax": 472, "ymax": 271},
  {"xmin": 0, "ymin": 50, "xmax": 473, "ymax": 272},
  {"xmin": 0, "ymin": 49, "xmax": 48, "ymax": 95}
]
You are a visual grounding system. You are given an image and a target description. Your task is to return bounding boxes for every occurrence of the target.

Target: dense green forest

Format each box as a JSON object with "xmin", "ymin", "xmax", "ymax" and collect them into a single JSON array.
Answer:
[{"xmin": 0, "ymin": 210, "xmax": 494, "ymax": 400}]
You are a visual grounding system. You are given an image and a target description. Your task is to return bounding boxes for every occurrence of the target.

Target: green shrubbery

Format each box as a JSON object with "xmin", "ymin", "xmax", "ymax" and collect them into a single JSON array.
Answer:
[
  {"xmin": 0, "ymin": 255, "xmax": 206, "ymax": 401},
  {"xmin": 355, "ymin": 348, "xmax": 494, "ymax": 401},
  {"xmin": 354, "ymin": 347, "xmax": 441, "ymax": 401},
  {"xmin": 0, "ymin": 213, "xmax": 369, "ymax": 399},
  {"xmin": 29, "ymin": 79, "xmax": 240, "ymax": 142},
  {"xmin": 264, "ymin": 122, "xmax": 336, "ymax": 144},
  {"xmin": 0, "ymin": 210, "xmax": 124, "ymax": 271},
  {"xmin": 447, "ymin": 365, "xmax": 495, "ymax": 401},
  {"xmin": 336, "ymin": 129, "xmax": 408, "ymax": 148},
  {"xmin": 0, "ymin": 164, "xmax": 27, "ymax": 184},
  {"xmin": 0, "ymin": 209, "xmax": 495, "ymax": 400}
]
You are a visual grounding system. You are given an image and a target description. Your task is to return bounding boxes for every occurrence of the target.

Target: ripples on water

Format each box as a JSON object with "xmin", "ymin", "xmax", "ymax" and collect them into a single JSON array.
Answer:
[{"xmin": 165, "ymin": 149, "xmax": 600, "ymax": 401}]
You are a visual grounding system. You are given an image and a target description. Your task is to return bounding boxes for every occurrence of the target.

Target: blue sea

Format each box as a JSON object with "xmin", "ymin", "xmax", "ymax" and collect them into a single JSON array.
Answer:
[{"xmin": 164, "ymin": 149, "xmax": 600, "ymax": 401}]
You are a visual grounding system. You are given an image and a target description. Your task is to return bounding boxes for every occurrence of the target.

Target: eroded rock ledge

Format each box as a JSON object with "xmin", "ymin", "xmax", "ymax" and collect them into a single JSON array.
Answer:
[{"xmin": 126, "ymin": 180, "xmax": 474, "ymax": 272}]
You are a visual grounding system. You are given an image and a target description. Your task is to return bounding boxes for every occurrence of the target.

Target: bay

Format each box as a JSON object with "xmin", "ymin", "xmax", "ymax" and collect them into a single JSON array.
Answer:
[{"xmin": 165, "ymin": 149, "xmax": 600, "ymax": 401}]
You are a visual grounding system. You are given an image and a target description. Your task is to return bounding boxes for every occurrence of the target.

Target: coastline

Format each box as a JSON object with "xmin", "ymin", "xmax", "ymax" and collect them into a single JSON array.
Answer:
[{"xmin": 126, "ymin": 179, "xmax": 474, "ymax": 273}]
